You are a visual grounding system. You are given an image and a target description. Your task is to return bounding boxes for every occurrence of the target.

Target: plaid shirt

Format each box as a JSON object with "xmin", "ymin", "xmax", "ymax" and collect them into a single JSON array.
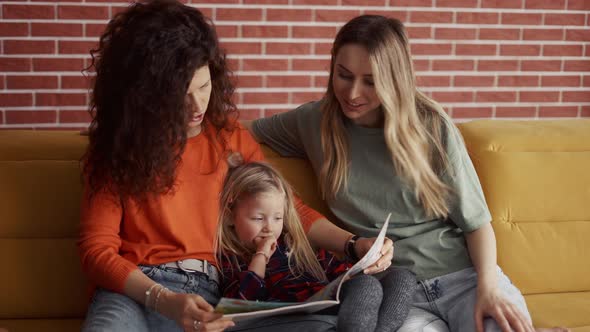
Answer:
[{"xmin": 221, "ymin": 237, "xmax": 351, "ymax": 302}]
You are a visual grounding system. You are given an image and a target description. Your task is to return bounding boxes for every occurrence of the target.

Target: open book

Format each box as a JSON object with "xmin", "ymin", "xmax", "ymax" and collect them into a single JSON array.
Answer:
[{"xmin": 214, "ymin": 213, "xmax": 391, "ymax": 322}]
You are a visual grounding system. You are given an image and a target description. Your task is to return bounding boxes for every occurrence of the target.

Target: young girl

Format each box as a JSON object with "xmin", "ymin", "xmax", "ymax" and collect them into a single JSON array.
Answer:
[{"xmin": 216, "ymin": 157, "xmax": 416, "ymax": 332}]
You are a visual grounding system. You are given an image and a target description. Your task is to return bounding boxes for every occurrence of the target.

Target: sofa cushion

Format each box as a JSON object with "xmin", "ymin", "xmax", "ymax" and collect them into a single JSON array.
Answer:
[{"xmin": 458, "ymin": 120, "xmax": 590, "ymax": 329}]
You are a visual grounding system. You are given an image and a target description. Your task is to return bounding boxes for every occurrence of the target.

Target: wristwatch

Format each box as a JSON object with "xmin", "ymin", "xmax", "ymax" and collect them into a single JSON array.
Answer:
[{"xmin": 345, "ymin": 235, "xmax": 361, "ymax": 262}]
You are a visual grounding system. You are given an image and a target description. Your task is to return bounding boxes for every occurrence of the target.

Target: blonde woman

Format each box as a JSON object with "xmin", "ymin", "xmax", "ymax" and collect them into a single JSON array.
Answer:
[
  {"xmin": 246, "ymin": 15, "xmax": 567, "ymax": 332},
  {"xmin": 216, "ymin": 160, "xmax": 416, "ymax": 332}
]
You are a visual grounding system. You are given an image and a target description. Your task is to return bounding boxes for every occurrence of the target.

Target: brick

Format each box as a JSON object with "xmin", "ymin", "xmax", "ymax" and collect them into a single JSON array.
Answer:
[
  {"xmin": 431, "ymin": 91, "xmax": 473, "ymax": 102},
  {"xmin": 519, "ymin": 91, "xmax": 559, "ymax": 102},
  {"xmin": 501, "ymin": 13, "xmax": 542, "ymax": 25},
  {"xmin": 244, "ymin": 0, "xmax": 288, "ymax": 3},
  {"xmin": 523, "ymin": 29, "xmax": 563, "ymax": 41},
  {"xmin": 496, "ymin": 106, "xmax": 536, "ymax": 117},
  {"xmin": 457, "ymin": 12, "xmax": 498, "ymax": 24},
  {"xmin": 33, "ymin": 58, "xmax": 85, "ymax": 72},
  {"xmin": 391, "ymin": 0, "xmax": 432, "ymax": 6},
  {"xmin": 238, "ymin": 109, "xmax": 263, "ymax": 120},
  {"xmin": 452, "ymin": 107, "xmax": 493, "ymax": 118},
  {"xmin": 482, "ymin": 0, "xmax": 523, "ymax": 8},
  {"xmin": 293, "ymin": 26, "xmax": 337, "ymax": 39},
  {"xmin": 315, "ymin": 10, "xmax": 360, "ymax": 22},
  {"xmin": 7, "ymin": 75, "xmax": 58, "ymax": 89},
  {"xmin": 5, "ymin": 110, "xmax": 57, "ymax": 124},
  {"xmin": 58, "ymin": 40, "xmax": 98, "ymax": 55},
  {"xmin": 584, "ymin": 76, "xmax": 590, "ymax": 87},
  {"xmin": 564, "ymin": 60, "xmax": 590, "ymax": 72},
  {"xmin": 0, "ymin": 23, "xmax": 29, "ymax": 37},
  {"xmin": 416, "ymin": 75, "xmax": 451, "ymax": 87},
  {"xmin": 3, "ymin": 4, "xmax": 55, "ymax": 19},
  {"xmin": 294, "ymin": 0, "xmax": 337, "ymax": 4},
  {"xmin": 342, "ymin": 0, "xmax": 386, "ymax": 5},
  {"xmin": 478, "ymin": 60, "xmax": 518, "ymax": 71},
  {"xmin": 61, "ymin": 75, "xmax": 93, "ymax": 89},
  {"xmin": 217, "ymin": 8, "xmax": 262, "ymax": 21},
  {"xmin": 0, "ymin": 57, "xmax": 32, "ymax": 72},
  {"xmin": 435, "ymin": 28, "xmax": 476, "ymax": 40},
  {"xmin": 432, "ymin": 60, "xmax": 474, "ymax": 71},
  {"xmin": 498, "ymin": 75, "xmax": 539, "ymax": 87},
  {"xmin": 266, "ymin": 43, "xmax": 311, "ymax": 55},
  {"xmin": 410, "ymin": 11, "xmax": 453, "ymax": 23},
  {"xmin": 563, "ymin": 91, "xmax": 590, "ymax": 102},
  {"xmin": 0, "ymin": 77, "xmax": 4, "ymax": 90},
  {"xmin": 31, "ymin": 23, "xmax": 83, "ymax": 37},
  {"xmin": 58, "ymin": 5, "xmax": 109, "ymax": 20},
  {"xmin": 314, "ymin": 75, "xmax": 329, "ymax": 88},
  {"xmin": 85, "ymin": 23, "xmax": 108, "ymax": 37},
  {"xmin": 454, "ymin": 75, "xmax": 495, "ymax": 87},
  {"xmin": 521, "ymin": 60, "xmax": 561, "ymax": 72},
  {"xmin": 243, "ymin": 92, "xmax": 288, "ymax": 104},
  {"xmin": 220, "ymin": 42, "xmax": 262, "ymax": 55},
  {"xmin": 232, "ymin": 75, "xmax": 262, "ymax": 88},
  {"xmin": 500, "ymin": 44, "xmax": 541, "ymax": 56},
  {"xmin": 539, "ymin": 106, "xmax": 578, "ymax": 117},
  {"xmin": 243, "ymin": 59, "xmax": 289, "ymax": 71},
  {"xmin": 0, "ymin": 93, "xmax": 33, "ymax": 107},
  {"xmin": 59, "ymin": 110, "xmax": 92, "ymax": 123},
  {"xmin": 413, "ymin": 60, "xmax": 430, "ymax": 71},
  {"xmin": 567, "ymin": 0, "xmax": 590, "ymax": 10},
  {"xmin": 406, "ymin": 27, "xmax": 432, "ymax": 39},
  {"xmin": 363, "ymin": 10, "xmax": 408, "ymax": 22},
  {"xmin": 227, "ymin": 59, "xmax": 240, "ymax": 72},
  {"xmin": 216, "ymin": 25, "xmax": 238, "ymax": 38},
  {"xmin": 525, "ymin": 0, "xmax": 565, "ymax": 9},
  {"xmin": 292, "ymin": 91, "xmax": 325, "ymax": 104},
  {"xmin": 455, "ymin": 44, "xmax": 497, "ymax": 56},
  {"xmin": 4, "ymin": 40, "xmax": 55, "ymax": 55},
  {"xmin": 541, "ymin": 76, "xmax": 581, "ymax": 87},
  {"xmin": 243, "ymin": 25, "xmax": 288, "ymax": 38},
  {"xmin": 436, "ymin": 0, "xmax": 477, "ymax": 7},
  {"xmin": 476, "ymin": 91, "xmax": 517, "ymax": 102},
  {"xmin": 582, "ymin": 106, "xmax": 590, "ymax": 117},
  {"xmin": 566, "ymin": 29, "xmax": 590, "ymax": 42},
  {"xmin": 267, "ymin": 75, "xmax": 311, "ymax": 88},
  {"xmin": 291, "ymin": 59, "xmax": 330, "ymax": 72},
  {"xmin": 266, "ymin": 9, "xmax": 311, "ymax": 22},
  {"xmin": 543, "ymin": 45, "xmax": 583, "ymax": 57},
  {"xmin": 36, "ymin": 93, "xmax": 87, "ymax": 106},
  {"xmin": 315, "ymin": 43, "xmax": 333, "ymax": 56},
  {"xmin": 479, "ymin": 29, "xmax": 520, "ymax": 40},
  {"xmin": 545, "ymin": 14, "xmax": 585, "ymax": 26},
  {"xmin": 410, "ymin": 43, "xmax": 452, "ymax": 55}
]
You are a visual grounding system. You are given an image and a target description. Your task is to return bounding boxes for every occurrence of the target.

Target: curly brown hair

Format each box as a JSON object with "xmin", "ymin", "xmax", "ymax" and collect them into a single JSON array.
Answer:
[{"xmin": 82, "ymin": 0, "xmax": 237, "ymax": 202}]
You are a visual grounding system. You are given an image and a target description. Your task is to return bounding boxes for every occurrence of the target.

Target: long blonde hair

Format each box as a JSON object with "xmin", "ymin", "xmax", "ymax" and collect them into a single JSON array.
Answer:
[
  {"xmin": 216, "ymin": 157, "xmax": 327, "ymax": 281},
  {"xmin": 320, "ymin": 15, "xmax": 454, "ymax": 218}
]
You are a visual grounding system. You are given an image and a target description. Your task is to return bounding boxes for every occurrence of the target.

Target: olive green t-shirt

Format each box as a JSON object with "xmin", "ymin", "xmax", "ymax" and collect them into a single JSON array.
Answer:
[{"xmin": 252, "ymin": 100, "xmax": 491, "ymax": 280}]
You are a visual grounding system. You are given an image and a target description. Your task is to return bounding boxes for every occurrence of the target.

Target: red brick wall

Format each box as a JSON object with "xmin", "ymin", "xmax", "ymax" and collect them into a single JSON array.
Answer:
[{"xmin": 1, "ymin": 0, "xmax": 589, "ymax": 128}]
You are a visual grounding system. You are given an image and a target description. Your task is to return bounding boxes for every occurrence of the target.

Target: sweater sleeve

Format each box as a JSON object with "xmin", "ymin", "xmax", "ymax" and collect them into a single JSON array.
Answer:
[{"xmin": 77, "ymin": 186, "xmax": 138, "ymax": 293}]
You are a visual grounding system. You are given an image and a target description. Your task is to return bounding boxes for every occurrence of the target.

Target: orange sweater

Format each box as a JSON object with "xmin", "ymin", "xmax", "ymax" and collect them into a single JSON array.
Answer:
[{"xmin": 78, "ymin": 124, "xmax": 323, "ymax": 293}]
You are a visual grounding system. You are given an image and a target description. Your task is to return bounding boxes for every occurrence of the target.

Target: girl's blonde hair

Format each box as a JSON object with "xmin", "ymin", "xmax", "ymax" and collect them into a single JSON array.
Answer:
[
  {"xmin": 216, "ymin": 156, "xmax": 327, "ymax": 281},
  {"xmin": 320, "ymin": 15, "xmax": 456, "ymax": 218}
]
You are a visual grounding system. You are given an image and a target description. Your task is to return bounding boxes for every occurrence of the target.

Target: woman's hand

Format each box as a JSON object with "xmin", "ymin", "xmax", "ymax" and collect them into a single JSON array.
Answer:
[
  {"xmin": 354, "ymin": 237, "xmax": 394, "ymax": 275},
  {"xmin": 158, "ymin": 290, "xmax": 235, "ymax": 332},
  {"xmin": 475, "ymin": 286, "xmax": 533, "ymax": 332}
]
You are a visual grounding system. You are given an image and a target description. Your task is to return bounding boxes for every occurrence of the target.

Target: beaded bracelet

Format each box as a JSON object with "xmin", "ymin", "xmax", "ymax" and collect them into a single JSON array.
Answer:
[
  {"xmin": 145, "ymin": 283, "xmax": 161, "ymax": 308},
  {"xmin": 154, "ymin": 286, "xmax": 168, "ymax": 314},
  {"xmin": 254, "ymin": 251, "xmax": 270, "ymax": 263}
]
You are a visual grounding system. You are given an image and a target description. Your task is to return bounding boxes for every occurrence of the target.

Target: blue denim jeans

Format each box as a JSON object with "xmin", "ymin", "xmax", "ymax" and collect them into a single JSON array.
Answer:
[
  {"xmin": 82, "ymin": 264, "xmax": 220, "ymax": 332},
  {"xmin": 397, "ymin": 266, "xmax": 531, "ymax": 332},
  {"xmin": 82, "ymin": 264, "xmax": 338, "ymax": 331}
]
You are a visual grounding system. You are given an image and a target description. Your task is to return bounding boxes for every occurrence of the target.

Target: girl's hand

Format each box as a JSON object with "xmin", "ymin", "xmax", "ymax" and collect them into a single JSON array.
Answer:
[
  {"xmin": 475, "ymin": 287, "xmax": 534, "ymax": 332},
  {"xmin": 158, "ymin": 290, "xmax": 235, "ymax": 332},
  {"xmin": 355, "ymin": 237, "xmax": 394, "ymax": 275},
  {"xmin": 254, "ymin": 235, "xmax": 277, "ymax": 258}
]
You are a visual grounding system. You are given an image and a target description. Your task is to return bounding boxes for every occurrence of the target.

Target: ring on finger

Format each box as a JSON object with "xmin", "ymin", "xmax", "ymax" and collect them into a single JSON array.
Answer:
[{"xmin": 193, "ymin": 320, "xmax": 202, "ymax": 331}]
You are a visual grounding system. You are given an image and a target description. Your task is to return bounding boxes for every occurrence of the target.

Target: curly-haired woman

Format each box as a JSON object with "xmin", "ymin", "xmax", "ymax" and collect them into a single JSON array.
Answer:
[{"xmin": 78, "ymin": 2, "xmax": 393, "ymax": 331}]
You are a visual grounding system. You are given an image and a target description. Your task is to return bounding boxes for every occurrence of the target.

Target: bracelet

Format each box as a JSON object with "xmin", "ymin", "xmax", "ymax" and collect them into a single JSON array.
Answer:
[
  {"xmin": 145, "ymin": 283, "xmax": 161, "ymax": 308},
  {"xmin": 154, "ymin": 286, "xmax": 168, "ymax": 314},
  {"xmin": 254, "ymin": 251, "xmax": 270, "ymax": 263},
  {"xmin": 344, "ymin": 235, "xmax": 361, "ymax": 262}
]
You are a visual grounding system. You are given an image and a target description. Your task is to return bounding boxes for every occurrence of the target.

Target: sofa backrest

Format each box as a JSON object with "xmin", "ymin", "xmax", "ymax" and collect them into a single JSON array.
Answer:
[{"xmin": 458, "ymin": 120, "xmax": 590, "ymax": 295}]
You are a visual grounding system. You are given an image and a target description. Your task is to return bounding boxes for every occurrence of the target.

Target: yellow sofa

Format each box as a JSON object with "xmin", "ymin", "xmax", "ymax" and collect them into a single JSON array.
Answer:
[{"xmin": 0, "ymin": 119, "xmax": 589, "ymax": 331}]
